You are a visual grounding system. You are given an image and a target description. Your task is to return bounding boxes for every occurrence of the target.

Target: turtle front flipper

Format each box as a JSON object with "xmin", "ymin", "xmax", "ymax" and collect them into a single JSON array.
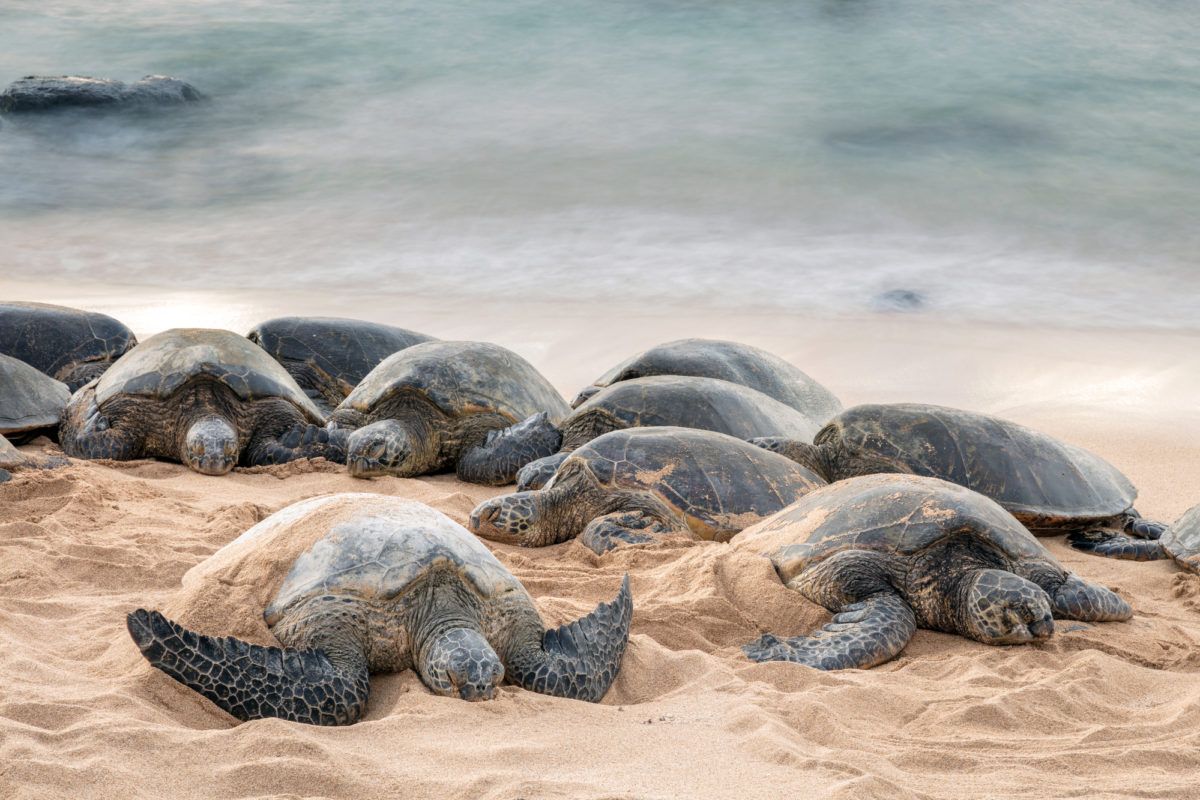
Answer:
[
  {"xmin": 743, "ymin": 592, "xmax": 916, "ymax": 670},
  {"xmin": 59, "ymin": 387, "xmax": 142, "ymax": 461},
  {"xmin": 126, "ymin": 609, "xmax": 369, "ymax": 726},
  {"xmin": 516, "ymin": 452, "xmax": 570, "ymax": 491},
  {"xmin": 578, "ymin": 511, "xmax": 683, "ymax": 554},
  {"xmin": 505, "ymin": 575, "xmax": 632, "ymax": 702},
  {"xmin": 456, "ymin": 412, "xmax": 563, "ymax": 486},
  {"xmin": 246, "ymin": 422, "xmax": 347, "ymax": 467},
  {"xmin": 1047, "ymin": 575, "xmax": 1132, "ymax": 621}
]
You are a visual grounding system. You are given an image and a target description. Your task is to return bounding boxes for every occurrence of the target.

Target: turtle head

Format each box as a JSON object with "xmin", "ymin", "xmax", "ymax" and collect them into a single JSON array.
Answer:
[
  {"xmin": 469, "ymin": 491, "xmax": 545, "ymax": 546},
  {"xmin": 346, "ymin": 419, "xmax": 415, "ymax": 478},
  {"xmin": 182, "ymin": 415, "xmax": 239, "ymax": 475},
  {"xmin": 956, "ymin": 569, "xmax": 1055, "ymax": 645},
  {"xmin": 418, "ymin": 626, "xmax": 504, "ymax": 702}
]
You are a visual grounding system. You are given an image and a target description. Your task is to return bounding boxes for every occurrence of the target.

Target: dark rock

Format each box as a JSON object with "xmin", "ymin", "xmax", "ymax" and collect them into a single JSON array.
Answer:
[
  {"xmin": 872, "ymin": 289, "xmax": 926, "ymax": 312},
  {"xmin": 0, "ymin": 75, "xmax": 203, "ymax": 113}
]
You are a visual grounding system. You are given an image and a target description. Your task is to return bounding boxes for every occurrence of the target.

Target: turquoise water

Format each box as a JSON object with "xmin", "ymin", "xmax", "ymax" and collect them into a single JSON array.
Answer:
[{"xmin": 1, "ymin": 1, "xmax": 1198, "ymax": 327}]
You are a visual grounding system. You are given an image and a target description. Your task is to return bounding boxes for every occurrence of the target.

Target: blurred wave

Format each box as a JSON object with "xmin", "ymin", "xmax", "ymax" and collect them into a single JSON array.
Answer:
[{"xmin": 1, "ymin": 0, "xmax": 1198, "ymax": 327}]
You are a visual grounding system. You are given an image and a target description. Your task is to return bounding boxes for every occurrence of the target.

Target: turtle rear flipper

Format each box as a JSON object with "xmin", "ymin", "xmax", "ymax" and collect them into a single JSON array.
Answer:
[
  {"xmin": 1066, "ymin": 529, "xmax": 1167, "ymax": 561},
  {"xmin": 126, "ymin": 609, "xmax": 369, "ymax": 726},
  {"xmin": 743, "ymin": 592, "xmax": 916, "ymax": 670},
  {"xmin": 1123, "ymin": 511, "xmax": 1166, "ymax": 540},
  {"xmin": 506, "ymin": 575, "xmax": 632, "ymax": 702}
]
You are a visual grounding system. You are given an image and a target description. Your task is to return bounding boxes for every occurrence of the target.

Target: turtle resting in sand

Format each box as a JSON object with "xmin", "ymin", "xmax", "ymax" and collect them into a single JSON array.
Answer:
[
  {"xmin": 738, "ymin": 474, "xmax": 1132, "ymax": 670},
  {"xmin": 469, "ymin": 427, "xmax": 826, "ymax": 554},
  {"xmin": 0, "ymin": 354, "xmax": 71, "ymax": 482},
  {"xmin": 752, "ymin": 403, "xmax": 1165, "ymax": 560},
  {"xmin": 0, "ymin": 75, "xmax": 202, "ymax": 113},
  {"xmin": 570, "ymin": 338, "xmax": 842, "ymax": 422},
  {"xmin": 0, "ymin": 301, "xmax": 137, "ymax": 391},
  {"xmin": 60, "ymin": 328, "xmax": 341, "ymax": 475},
  {"xmin": 247, "ymin": 316, "xmax": 436, "ymax": 413},
  {"xmin": 328, "ymin": 340, "xmax": 569, "ymax": 484},
  {"xmin": 1155, "ymin": 504, "xmax": 1200, "ymax": 574},
  {"xmin": 485, "ymin": 375, "xmax": 826, "ymax": 492},
  {"xmin": 127, "ymin": 494, "xmax": 632, "ymax": 724}
]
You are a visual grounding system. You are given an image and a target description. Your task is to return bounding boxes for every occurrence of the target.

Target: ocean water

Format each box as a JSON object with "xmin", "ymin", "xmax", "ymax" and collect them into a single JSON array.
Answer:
[{"xmin": 1, "ymin": 0, "xmax": 1198, "ymax": 328}]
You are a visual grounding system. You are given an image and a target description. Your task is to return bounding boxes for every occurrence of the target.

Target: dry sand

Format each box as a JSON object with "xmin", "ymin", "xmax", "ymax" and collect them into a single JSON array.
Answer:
[{"xmin": 2, "ymin": 285, "xmax": 1200, "ymax": 799}]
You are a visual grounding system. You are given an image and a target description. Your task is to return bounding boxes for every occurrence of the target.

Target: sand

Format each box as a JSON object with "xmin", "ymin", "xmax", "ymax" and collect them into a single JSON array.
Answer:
[{"xmin": 2, "ymin": 289, "xmax": 1200, "ymax": 799}]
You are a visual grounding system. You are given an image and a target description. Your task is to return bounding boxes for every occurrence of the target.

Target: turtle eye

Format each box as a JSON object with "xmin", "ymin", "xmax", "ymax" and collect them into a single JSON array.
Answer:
[{"xmin": 94, "ymin": 416, "xmax": 110, "ymax": 432}]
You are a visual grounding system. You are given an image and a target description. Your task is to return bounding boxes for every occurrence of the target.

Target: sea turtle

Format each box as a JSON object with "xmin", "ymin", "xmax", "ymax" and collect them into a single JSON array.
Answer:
[
  {"xmin": 0, "ymin": 301, "xmax": 137, "ymax": 390},
  {"xmin": 59, "ymin": 328, "xmax": 341, "ymax": 475},
  {"xmin": 1159, "ymin": 504, "xmax": 1200, "ymax": 574},
  {"xmin": 126, "ymin": 494, "xmax": 632, "ymax": 725},
  {"xmin": 247, "ymin": 316, "xmax": 437, "ymax": 413},
  {"xmin": 570, "ymin": 338, "xmax": 842, "ymax": 423},
  {"xmin": 329, "ymin": 340, "xmax": 570, "ymax": 484},
  {"xmin": 0, "ymin": 75, "xmax": 202, "ymax": 113},
  {"xmin": 481, "ymin": 375, "xmax": 826, "ymax": 492},
  {"xmin": 737, "ymin": 474, "xmax": 1132, "ymax": 670},
  {"xmin": 0, "ymin": 353, "xmax": 71, "ymax": 481},
  {"xmin": 752, "ymin": 403, "xmax": 1165, "ymax": 560},
  {"xmin": 469, "ymin": 427, "xmax": 827, "ymax": 554}
]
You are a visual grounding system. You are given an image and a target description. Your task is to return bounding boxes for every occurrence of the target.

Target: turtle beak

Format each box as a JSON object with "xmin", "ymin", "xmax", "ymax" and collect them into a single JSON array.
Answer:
[
  {"xmin": 183, "ymin": 416, "xmax": 238, "ymax": 476},
  {"xmin": 346, "ymin": 420, "xmax": 411, "ymax": 478}
]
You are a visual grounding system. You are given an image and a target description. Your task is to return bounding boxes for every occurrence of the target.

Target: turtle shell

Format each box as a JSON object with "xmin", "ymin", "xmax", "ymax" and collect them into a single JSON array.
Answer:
[
  {"xmin": 247, "ymin": 316, "xmax": 436, "ymax": 398},
  {"xmin": 342, "ymin": 340, "xmax": 569, "ymax": 423},
  {"xmin": 263, "ymin": 494, "xmax": 525, "ymax": 625},
  {"xmin": 0, "ymin": 301, "xmax": 136, "ymax": 387},
  {"xmin": 0, "ymin": 353, "xmax": 70, "ymax": 436},
  {"xmin": 555, "ymin": 427, "xmax": 826, "ymax": 540},
  {"xmin": 1162, "ymin": 503, "xmax": 1200, "ymax": 575},
  {"xmin": 570, "ymin": 375, "xmax": 823, "ymax": 444},
  {"xmin": 735, "ymin": 474, "xmax": 1047, "ymax": 586},
  {"xmin": 822, "ymin": 403, "xmax": 1137, "ymax": 522},
  {"xmin": 575, "ymin": 338, "xmax": 842, "ymax": 421},
  {"xmin": 95, "ymin": 328, "xmax": 323, "ymax": 422}
]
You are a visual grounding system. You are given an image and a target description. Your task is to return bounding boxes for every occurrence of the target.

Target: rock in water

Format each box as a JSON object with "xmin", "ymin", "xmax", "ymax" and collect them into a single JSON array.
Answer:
[
  {"xmin": 872, "ymin": 289, "xmax": 926, "ymax": 312},
  {"xmin": 0, "ymin": 75, "xmax": 203, "ymax": 113}
]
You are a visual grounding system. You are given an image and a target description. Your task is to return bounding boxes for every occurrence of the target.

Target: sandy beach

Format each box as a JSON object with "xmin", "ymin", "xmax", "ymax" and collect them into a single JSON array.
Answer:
[{"xmin": 1, "ymin": 283, "xmax": 1199, "ymax": 799}]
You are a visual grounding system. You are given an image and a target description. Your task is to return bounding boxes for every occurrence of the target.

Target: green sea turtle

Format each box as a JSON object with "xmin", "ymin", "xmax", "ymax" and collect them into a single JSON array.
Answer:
[
  {"xmin": 329, "ymin": 340, "xmax": 569, "ymax": 484},
  {"xmin": 0, "ymin": 353, "xmax": 70, "ymax": 482},
  {"xmin": 571, "ymin": 339, "xmax": 842, "ymax": 422},
  {"xmin": 753, "ymin": 403, "xmax": 1164, "ymax": 560},
  {"xmin": 60, "ymin": 328, "xmax": 340, "ymax": 475},
  {"xmin": 1159, "ymin": 504, "xmax": 1200, "ymax": 574},
  {"xmin": 247, "ymin": 316, "xmax": 437, "ymax": 413},
  {"xmin": 127, "ymin": 494, "xmax": 632, "ymax": 725},
  {"xmin": 485, "ymin": 375, "xmax": 825, "ymax": 492},
  {"xmin": 0, "ymin": 301, "xmax": 137, "ymax": 391},
  {"xmin": 738, "ymin": 474, "xmax": 1132, "ymax": 670},
  {"xmin": 469, "ymin": 427, "xmax": 826, "ymax": 554}
]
